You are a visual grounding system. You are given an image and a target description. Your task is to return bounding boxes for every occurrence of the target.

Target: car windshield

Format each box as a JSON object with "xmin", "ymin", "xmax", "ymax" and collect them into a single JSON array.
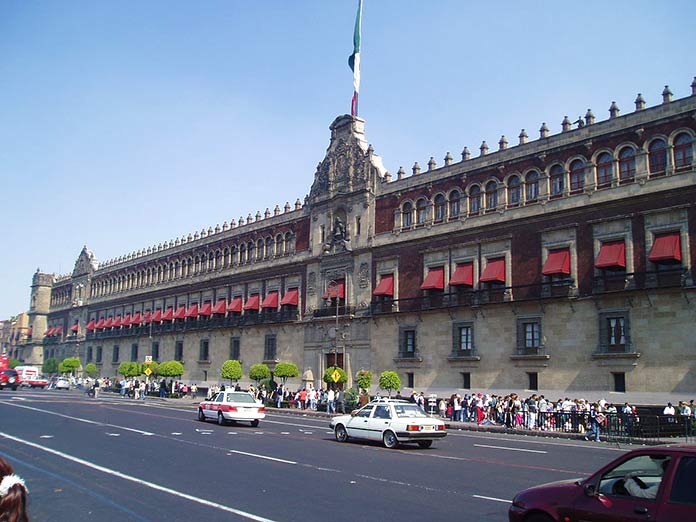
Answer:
[
  {"xmin": 226, "ymin": 392, "xmax": 256, "ymax": 404},
  {"xmin": 394, "ymin": 404, "xmax": 429, "ymax": 418}
]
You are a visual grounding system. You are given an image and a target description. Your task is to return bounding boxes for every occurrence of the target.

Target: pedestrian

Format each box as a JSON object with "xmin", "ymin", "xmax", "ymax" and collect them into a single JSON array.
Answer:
[
  {"xmin": 276, "ymin": 384, "xmax": 284, "ymax": 408},
  {"xmin": 139, "ymin": 380, "xmax": 146, "ymax": 400},
  {"xmin": 327, "ymin": 388, "xmax": 335, "ymax": 414},
  {"xmin": 92, "ymin": 379, "xmax": 100, "ymax": 399},
  {"xmin": 585, "ymin": 403, "xmax": 604, "ymax": 442},
  {"xmin": 191, "ymin": 383, "xmax": 198, "ymax": 400},
  {"xmin": 159, "ymin": 378, "xmax": 167, "ymax": 398},
  {"xmin": 336, "ymin": 388, "xmax": 345, "ymax": 414},
  {"xmin": 0, "ymin": 456, "xmax": 29, "ymax": 522}
]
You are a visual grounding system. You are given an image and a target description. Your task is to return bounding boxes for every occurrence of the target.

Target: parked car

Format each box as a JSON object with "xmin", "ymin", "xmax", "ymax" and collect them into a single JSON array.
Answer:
[
  {"xmin": 509, "ymin": 445, "xmax": 696, "ymax": 522},
  {"xmin": 329, "ymin": 398, "xmax": 447, "ymax": 449},
  {"xmin": 54, "ymin": 377, "xmax": 71, "ymax": 390},
  {"xmin": 0, "ymin": 369, "xmax": 20, "ymax": 391},
  {"xmin": 197, "ymin": 391, "xmax": 265, "ymax": 427}
]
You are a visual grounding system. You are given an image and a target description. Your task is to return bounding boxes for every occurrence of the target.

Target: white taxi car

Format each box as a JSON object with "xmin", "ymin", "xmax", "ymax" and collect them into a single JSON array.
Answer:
[
  {"xmin": 329, "ymin": 398, "xmax": 446, "ymax": 449},
  {"xmin": 197, "ymin": 390, "xmax": 266, "ymax": 427}
]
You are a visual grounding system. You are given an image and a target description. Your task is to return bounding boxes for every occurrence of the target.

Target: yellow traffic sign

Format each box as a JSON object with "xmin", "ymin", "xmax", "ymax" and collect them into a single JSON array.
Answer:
[
  {"xmin": 144, "ymin": 367, "xmax": 152, "ymax": 376},
  {"xmin": 331, "ymin": 369, "xmax": 342, "ymax": 383}
]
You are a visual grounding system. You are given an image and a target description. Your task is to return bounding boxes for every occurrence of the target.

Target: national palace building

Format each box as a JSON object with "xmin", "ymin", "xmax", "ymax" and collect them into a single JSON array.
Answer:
[{"xmin": 18, "ymin": 78, "xmax": 696, "ymax": 401}]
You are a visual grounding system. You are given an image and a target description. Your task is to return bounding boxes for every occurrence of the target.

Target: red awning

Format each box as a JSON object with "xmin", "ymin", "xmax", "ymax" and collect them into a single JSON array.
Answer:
[
  {"xmin": 86, "ymin": 320, "xmax": 96, "ymax": 331},
  {"xmin": 261, "ymin": 291, "xmax": 279, "ymax": 309},
  {"xmin": 143, "ymin": 312, "xmax": 152, "ymax": 324},
  {"xmin": 122, "ymin": 314, "xmax": 132, "ymax": 327},
  {"xmin": 212, "ymin": 299, "xmax": 227, "ymax": 314},
  {"xmin": 152, "ymin": 310, "xmax": 162, "ymax": 322},
  {"xmin": 104, "ymin": 317, "xmax": 114, "ymax": 328},
  {"xmin": 161, "ymin": 308, "xmax": 173, "ymax": 321},
  {"xmin": 449, "ymin": 264, "xmax": 474, "ymax": 286},
  {"xmin": 373, "ymin": 274, "xmax": 395, "ymax": 296},
  {"xmin": 185, "ymin": 303, "xmax": 199, "ymax": 318},
  {"xmin": 173, "ymin": 306, "xmax": 186, "ymax": 320},
  {"xmin": 70, "ymin": 323, "xmax": 79, "ymax": 333},
  {"xmin": 53, "ymin": 327, "xmax": 62, "ymax": 336},
  {"xmin": 130, "ymin": 313, "xmax": 142, "ymax": 325},
  {"xmin": 95, "ymin": 318, "xmax": 106, "ymax": 329},
  {"xmin": 112, "ymin": 316, "xmax": 123, "ymax": 328},
  {"xmin": 649, "ymin": 232, "xmax": 681, "ymax": 263},
  {"xmin": 420, "ymin": 267, "xmax": 444, "ymax": 290},
  {"xmin": 199, "ymin": 302, "xmax": 212, "ymax": 316},
  {"xmin": 280, "ymin": 288, "xmax": 299, "ymax": 306},
  {"xmin": 228, "ymin": 297, "xmax": 243, "ymax": 313},
  {"xmin": 323, "ymin": 281, "xmax": 345, "ymax": 299},
  {"xmin": 542, "ymin": 249, "xmax": 571, "ymax": 276},
  {"xmin": 595, "ymin": 241, "xmax": 626, "ymax": 269},
  {"xmin": 27, "ymin": 328, "xmax": 32, "ymax": 337},
  {"xmin": 243, "ymin": 294, "xmax": 260, "ymax": 311},
  {"xmin": 44, "ymin": 328, "xmax": 53, "ymax": 336},
  {"xmin": 480, "ymin": 258, "xmax": 506, "ymax": 283}
]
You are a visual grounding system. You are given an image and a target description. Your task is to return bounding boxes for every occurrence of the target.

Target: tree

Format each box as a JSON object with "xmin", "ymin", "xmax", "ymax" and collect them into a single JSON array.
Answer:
[
  {"xmin": 273, "ymin": 362, "xmax": 299, "ymax": 386},
  {"xmin": 61, "ymin": 357, "xmax": 81, "ymax": 376},
  {"xmin": 355, "ymin": 369, "xmax": 373, "ymax": 394},
  {"xmin": 118, "ymin": 362, "xmax": 141, "ymax": 378},
  {"xmin": 158, "ymin": 360, "xmax": 185, "ymax": 379},
  {"xmin": 248, "ymin": 363, "xmax": 270, "ymax": 384},
  {"xmin": 8, "ymin": 358, "xmax": 20, "ymax": 369},
  {"xmin": 221, "ymin": 360, "xmax": 242, "ymax": 384},
  {"xmin": 379, "ymin": 371, "xmax": 401, "ymax": 397},
  {"xmin": 323, "ymin": 366, "xmax": 347, "ymax": 388},
  {"xmin": 42, "ymin": 358, "xmax": 59, "ymax": 375},
  {"xmin": 84, "ymin": 363, "xmax": 99, "ymax": 378}
]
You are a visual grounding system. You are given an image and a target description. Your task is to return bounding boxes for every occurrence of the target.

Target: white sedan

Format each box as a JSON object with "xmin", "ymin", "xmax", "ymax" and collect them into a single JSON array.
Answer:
[
  {"xmin": 329, "ymin": 398, "xmax": 447, "ymax": 449},
  {"xmin": 197, "ymin": 391, "xmax": 266, "ymax": 427},
  {"xmin": 54, "ymin": 377, "xmax": 70, "ymax": 390}
]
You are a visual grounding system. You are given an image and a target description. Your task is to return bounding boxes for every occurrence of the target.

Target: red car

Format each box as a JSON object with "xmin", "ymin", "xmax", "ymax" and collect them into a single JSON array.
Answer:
[{"xmin": 509, "ymin": 445, "xmax": 696, "ymax": 522}]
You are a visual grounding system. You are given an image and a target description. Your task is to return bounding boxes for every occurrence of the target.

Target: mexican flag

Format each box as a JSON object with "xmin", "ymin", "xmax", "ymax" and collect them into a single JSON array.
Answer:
[{"xmin": 348, "ymin": 0, "xmax": 363, "ymax": 116}]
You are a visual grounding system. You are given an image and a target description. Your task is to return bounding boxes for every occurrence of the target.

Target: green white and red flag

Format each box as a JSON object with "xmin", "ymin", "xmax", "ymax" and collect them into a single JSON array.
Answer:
[{"xmin": 348, "ymin": 0, "xmax": 363, "ymax": 116}]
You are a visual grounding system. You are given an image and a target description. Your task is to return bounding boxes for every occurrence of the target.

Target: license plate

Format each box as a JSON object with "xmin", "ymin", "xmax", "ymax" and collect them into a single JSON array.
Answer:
[{"xmin": 421, "ymin": 425, "xmax": 434, "ymax": 431}]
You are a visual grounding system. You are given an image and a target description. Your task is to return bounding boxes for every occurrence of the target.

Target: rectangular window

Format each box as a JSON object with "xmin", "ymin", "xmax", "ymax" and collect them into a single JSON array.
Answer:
[
  {"xmin": 112, "ymin": 345, "xmax": 120, "ymax": 363},
  {"xmin": 175, "ymin": 341, "xmax": 184, "ymax": 362},
  {"xmin": 525, "ymin": 322, "xmax": 541, "ymax": 348},
  {"xmin": 598, "ymin": 311, "xmax": 630, "ymax": 353},
  {"xmin": 461, "ymin": 372, "xmax": 471, "ymax": 389},
  {"xmin": 151, "ymin": 342, "xmax": 159, "ymax": 361},
  {"xmin": 130, "ymin": 343, "xmax": 138, "ymax": 362},
  {"xmin": 355, "ymin": 216, "xmax": 361, "ymax": 236},
  {"xmin": 86, "ymin": 346, "xmax": 93, "ymax": 363},
  {"xmin": 229, "ymin": 337, "xmax": 241, "ymax": 360},
  {"xmin": 406, "ymin": 372, "xmax": 414, "ymax": 388},
  {"xmin": 613, "ymin": 372, "xmax": 626, "ymax": 393},
  {"xmin": 320, "ymin": 225, "xmax": 325, "ymax": 244},
  {"xmin": 96, "ymin": 346, "xmax": 102, "ymax": 363},
  {"xmin": 401, "ymin": 329, "xmax": 416, "ymax": 357},
  {"xmin": 527, "ymin": 372, "xmax": 539, "ymax": 391},
  {"xmin": 199, "ymin": 339, "xmax": 209, "ymax": 361},
  {"xmin": 264, "ymin": 334, "xmax": 277, "ymax": 361},
  {"xmin": 517, "ymin": 317, "xmax": 542, "ymax": 355}
]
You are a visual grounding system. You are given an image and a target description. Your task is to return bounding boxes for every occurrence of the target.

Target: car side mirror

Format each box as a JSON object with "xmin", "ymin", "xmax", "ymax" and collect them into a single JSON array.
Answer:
[
  {"xmin": 350, "ymin": 410, "xmax": 358, "ymax": 417},
  {"xmin": 584, "ymin": 483, "xmax": 597, "ymax": 497}
]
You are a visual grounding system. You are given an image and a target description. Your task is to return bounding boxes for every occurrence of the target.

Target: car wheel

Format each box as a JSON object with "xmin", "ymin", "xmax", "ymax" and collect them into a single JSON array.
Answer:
[
  {"xmin": 217, "ymin": 412, "xmax": 226, "ymax": 426},
  {"xmin": 417, "ymin": 440, "xmax": 433, "ymax": 449},
  {"xmin": 250, "ymin": 419, "xmax": 259, "ymax": 428},
  {"xmin": 524, "ymin": 513, "xmax": 554, "ymax": 522},
  {"xmin": 335, "ymin": 425, "xmax": 349, "ymax": 443},
  {"xmin": 382, "ymin": 430, "xmax": 398, "ymax": 449},
  {"xmin": 198, "ymin": 409, "xmax": 206, "ymax": 422}
]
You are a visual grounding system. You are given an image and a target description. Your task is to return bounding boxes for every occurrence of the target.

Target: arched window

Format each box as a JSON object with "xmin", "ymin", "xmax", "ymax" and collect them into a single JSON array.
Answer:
[
  {"xmin": 649, "ymin": 139, "xmax": 667, "ymax": 175},
  {"xmin": 256, "ymin": 239, "xmax": 264, "ymax": 260},
  {"xmin": 215, "ymin": 250, "xmax": 222, "ymax": 269},
  {"xmin": 275, "ymin": 234, "xmax": 283, "ymax": 256},
  {"xmin": 618, "ymin": 147, "xmax": 636, "ymax": 182},
  {"xmin": 469, "ymin": 185, "xmax": 481, "ymax": 214},
  {"xmin": 507, "ymin": 175, "xmax": 521, "ymax": 206},
  {"xmin": 208, "ymin": 252, "xmax": 215, "ymax": 271},
  {"xmin": 194, "ymin": 256, "xmax": 200, "ymax": 273},
  {"xmin": 550, "ymin": 165, "xmax": 564, "ymax": 196},
  {"xmin": 248, "ymin": 241, "xmax": 256, "ymax": 261},
  {"xmin": 284, "ymin": 232, "xmax": 294, "ymax": 254},
  {"xmin": 222, "ymin": 248, "xmax": 229, "ymax": 267},
  {"xmin": 569, "ymin": 159, "xmax": 585, "ymax": 192},
  {"xmin": 231, "ymin": 245, "xmax": 238, "ymax": 265},
  {"xmin": 596, "ymin": 152, "xmax": 613, "ymax": 187},
  {"xmin": 265, "ymin": 237, "xmax": 273, "ymax": 258},
  {"xmin": 402, "ymin": 201, "xmax": 413, "ymax": 228},
  {"xmin": 485, "ymin": 181, "xmax": 498, "ymax": 210},
  {"xmin": 434, "ymin": 194, "xmax": 446, "ymax": 222},
  {"xmin": 673, "ymin": 133, "xmax": 693, "ymax": 170},
  {"xmin": 416, "ymin": 198, "xmax": 428, "ymax": 225},
  {"xmin": 525, "ymin": 171, "xmax": 539, "ymax": 202},
  {"xmin": 240, "ymin": 244, "xmax": 247, "ymax": 264},
  {"xmin": 448, "ymin": 190, "xmax": 461, "ymax": 219}
]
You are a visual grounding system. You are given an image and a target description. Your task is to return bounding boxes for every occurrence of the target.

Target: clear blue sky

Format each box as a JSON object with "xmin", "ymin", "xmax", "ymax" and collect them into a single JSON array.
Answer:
[{"xmin": 1, "ymin": 0, "xmax": 695, "ymax": 319}]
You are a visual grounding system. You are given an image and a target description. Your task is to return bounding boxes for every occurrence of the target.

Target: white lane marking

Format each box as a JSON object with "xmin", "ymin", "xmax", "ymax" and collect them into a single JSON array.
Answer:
[
  {"xmin": 474, "ymin": 444, "xmax": 547, "ymax": 454},
  {"xmin": 472, "ymin": 495, "xmax": 511, "ymax": 503},
  {"xmin": 227, "ymin": 432, "xmax": 238, "ymax": 435},
  {"xmin": 254, "ymin": 432, "xmax": 264, "ymax": 435},
  {"xmin": 195, "ymin": 429, "xmax": 214, "ymax": 433},
  {"xmin": 40, "ymin": 435, "xmax": 53, "ymax": 439},
  {"xmin": 280, "ymin": 432, "xmax": 290, "ymax": 435},
  {"xmin": 228, "ymin": 450, "xmax": 296, "ymax": 465},
  {"xmin": 0, "ymin": 401, "xmax": 154, "ymax": 436},
  {"xmin": 171, "ymin": 432, "xmax": 182, "ymax": 435},
  {"xmin": 0, "ymin": 431, "xmax": 279, "ymax": 522},
  {"xmin": 447, "ymin": 430, "xmax": 627, "ymax": 452}
]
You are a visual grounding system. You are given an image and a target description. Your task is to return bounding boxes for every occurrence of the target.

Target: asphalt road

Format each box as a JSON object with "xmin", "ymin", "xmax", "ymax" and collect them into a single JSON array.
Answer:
[{"xmin": 0, "ymin": 388, "xmax": 630, "ymax": 522}]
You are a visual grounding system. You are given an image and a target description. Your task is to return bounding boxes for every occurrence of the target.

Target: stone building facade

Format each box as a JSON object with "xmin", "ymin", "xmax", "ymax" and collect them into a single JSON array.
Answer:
[{"xmin": 19, "ymin": 79, "xmax": 696, "ymax": 401}]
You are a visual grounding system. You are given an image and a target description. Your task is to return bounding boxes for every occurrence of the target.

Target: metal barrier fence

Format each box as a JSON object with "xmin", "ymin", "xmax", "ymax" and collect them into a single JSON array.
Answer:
[{"xmin": 446, "ymin": 409, "xmax": 695, "ymax": 444}]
